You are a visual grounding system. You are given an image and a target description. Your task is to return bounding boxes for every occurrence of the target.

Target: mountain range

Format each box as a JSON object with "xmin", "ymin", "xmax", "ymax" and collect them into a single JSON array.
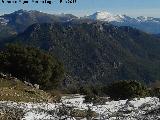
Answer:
[
  {"xmin": 0, "ymin": 10, "xmax": 160, "ymax": 85},
  {"xmin": 86, "ymin": 11, "xmax": 160, "ymax": 34},
  {"xmin": 0, "ymin": 9, "xmax": 77, "ymax": 40},
  {"xmin": 4, "ymin": 22, "xmax": 160, "ymax": 85},
  {"xmin": 1, "ymin": 9, "xmax": 160, "ymax": 40}
]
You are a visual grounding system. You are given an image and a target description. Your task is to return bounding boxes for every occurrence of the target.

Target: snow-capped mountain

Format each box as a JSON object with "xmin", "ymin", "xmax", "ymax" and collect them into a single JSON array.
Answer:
[
  {"xmin": 87, "ymin": 11, "xmax": 119, "ymax": 22},
  {"xmin": 86, "ymin": 11, "xmax": 160, "ymax": 23},
  {"xmin": 86, "ymin": 11, "xmax": 160, "ymax": 34},
  {"xmin": 0, "ymin": 9, "xmax": 77, "ymax": 39},
  {"xmin": 1, "ymin": 9, "xmax": 160, "ymax": 38},
  {"xmin": 86, "ymin": 11, "xmax": 129, "ymax": 22}
]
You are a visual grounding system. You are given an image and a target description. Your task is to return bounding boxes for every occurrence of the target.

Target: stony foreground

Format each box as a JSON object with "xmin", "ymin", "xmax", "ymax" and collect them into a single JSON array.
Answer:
[{"xmin": 0, "ymin": 95, "xmax": 160, "ymax": 120}]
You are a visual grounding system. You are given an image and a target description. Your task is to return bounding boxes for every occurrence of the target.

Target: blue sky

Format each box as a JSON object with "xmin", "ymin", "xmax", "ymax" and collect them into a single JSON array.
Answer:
[{"xmin": 0, "ymin": 0, "xmax": 160, "ymax": 17}]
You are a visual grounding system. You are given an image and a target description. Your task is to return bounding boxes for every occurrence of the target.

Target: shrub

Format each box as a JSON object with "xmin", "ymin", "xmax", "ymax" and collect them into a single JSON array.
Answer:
[
  {"xmin": 150, "ymin": 88, "xmax": 160, "ymax": 98},
  {"xmin": 0, "ymin": 44, "xmax": 65, "ymax": 90},
  {"xmin": 149, "ymin": 80, "xmax": 160, "ymax": 98},
  {"xmin": 105, "ymin": 80, "xmax": 149, "ymax": 100}
]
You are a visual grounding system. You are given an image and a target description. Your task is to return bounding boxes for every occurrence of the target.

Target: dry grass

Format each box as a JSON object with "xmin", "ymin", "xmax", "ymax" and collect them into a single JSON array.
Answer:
[{"xmin": 0, "ymin": 78, "xmax": 54, "ymax": 102}]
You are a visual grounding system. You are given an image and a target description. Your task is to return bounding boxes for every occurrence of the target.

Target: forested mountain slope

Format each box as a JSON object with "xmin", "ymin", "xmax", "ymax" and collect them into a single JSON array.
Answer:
[{"xmin": 5, "ymin": 22, "xmax": 160, "ymax": 85}]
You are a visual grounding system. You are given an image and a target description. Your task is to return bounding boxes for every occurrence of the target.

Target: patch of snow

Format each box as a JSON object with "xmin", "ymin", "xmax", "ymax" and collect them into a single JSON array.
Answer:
[
  {"xmin": 129, "ymin": 97, "xmax": 159, "ymax": 108},
  {"xmin": 87, "ymin": 11, "xmax": 121, "ymax": 22},
  {"xmin": 0, "ymin": 17, "xmax": 9, "ymax": 25},
  {"xmin": 0, "ymin": 95, "xmax": 160, "ymax": 120},
  {"xmin": 86, "ymin": 11, "xmax": 160, "ymax": 24},
  {"xmin": 22, "ymin": 111, "xmax": 55, "ymax": 120}
]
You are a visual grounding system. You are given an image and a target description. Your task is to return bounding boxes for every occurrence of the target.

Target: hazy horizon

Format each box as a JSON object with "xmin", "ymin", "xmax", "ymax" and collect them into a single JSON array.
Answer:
[
  {"xmin": 0, "ymin": 0, "xmax": 160, "ymax": 17},
  {"xmin": 1, "ymin": 9, "xmax": 160, "ymax": 19}
]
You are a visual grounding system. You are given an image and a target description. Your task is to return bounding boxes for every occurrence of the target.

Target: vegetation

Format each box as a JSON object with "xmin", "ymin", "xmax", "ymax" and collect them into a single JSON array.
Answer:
[
  {"xmin": 78, "ymin": 85, "xmax": 107, "ymax": 104},
  {"xmin": 0, "ymin": 10, "xmax": 77, "ymax": 40},
  {"xmin": 150, "ymin": 88, "xmax": 160, "ymax": 98},
  {"xmin": 0, "ymin": 76, "xmax": 54, "ymax": 102},
  {"xmin": 6, "ymin": 22, "xmax": 160, "ymax": 86},
  {"xmin": 0, "ymin": 44, "xmax": 65, "ymax": 90},
  {"xmin": 47, "ymin": 104, "xmax": 98, "ymax": 119},
  {"xmin": 104, "ymin": 80, "xmax": 149, "ymax": 100},
  {"xmin": 149, "ymin": 80, "xmax": 160, "ymax": 98},
  {"xmin": 0, "ymin": 22, "xmax": 160, "ymax": 102}
]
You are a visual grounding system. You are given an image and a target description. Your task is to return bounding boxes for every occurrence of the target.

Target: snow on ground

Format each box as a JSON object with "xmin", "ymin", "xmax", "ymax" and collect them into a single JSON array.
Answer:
[
  {"xmin": 0, "ymin": 17, "xmax": 9, "ymax": 25},
  {"xmin": 0, "ymin": 95, "xmax": 160, "ymax": 120}
]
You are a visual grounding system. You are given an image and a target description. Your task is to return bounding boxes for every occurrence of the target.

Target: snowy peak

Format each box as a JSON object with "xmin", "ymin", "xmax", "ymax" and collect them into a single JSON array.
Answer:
[
  {"xmin": 90, "ymin": 11, "xmax": 115, "ymax": 21},
  {"xmin": 136, "ymin": 16, "xmax": 160, "ymax": 22},
  {"xmin": 12, "ymin": 9, "xmax": 42, "ymax": 15},
  {"xmin": 86, "ymin": 11, "xmax": 160, "ymax": 23},
  {"xmin": 85, "ymin": 11, "xmax": 160, "ymax": 33},
  {"xmin": 14, "ymin": 9, "xmax": 28, "ymax": 14},
  {"xmin": 87, "ymin": 11, "xmax": 129, "ymax": 22},
  {"xmin": 137, "ymin": 16, "xmax": 148, "ymax": 21}
]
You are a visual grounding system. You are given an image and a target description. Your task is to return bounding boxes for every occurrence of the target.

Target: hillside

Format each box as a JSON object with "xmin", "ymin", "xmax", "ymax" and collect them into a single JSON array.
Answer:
[
  {"xmin": 5, "ymin": 22, "xmax": 160, "ymax": 85},
  {"xmin": 0, "ymin": 73, "xmax": 53, "ymax": 102},
  {"xmin": 0, "ymin": 9, "xmax": 77, "ymax": 40}
]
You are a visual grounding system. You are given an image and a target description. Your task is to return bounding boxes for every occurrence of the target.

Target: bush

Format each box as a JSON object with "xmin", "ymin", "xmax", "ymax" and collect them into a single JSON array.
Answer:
[
  {"xmin": 150, "ymin": 88, "xmax": 160, "ymax": 98},
  {"xmin": 149, "ymin": 80, "xmax": 160, "ymax": 98},
  {"xmin": 0, "ymin": 44, "xmax": 65, "ymax": 90},
  {"xmin": 78, "ymin": 85, "xmax": 103, "ymax": 96},
  {"xmin": 105, "ymin": 80, "xmax": 149, "ymax": 100}
]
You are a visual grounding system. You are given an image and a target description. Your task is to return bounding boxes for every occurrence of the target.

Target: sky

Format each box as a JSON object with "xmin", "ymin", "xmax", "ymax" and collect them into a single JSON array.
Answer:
[{"xmin": 0, "ymin": 0, "xmax": 160, "ymax": 17}]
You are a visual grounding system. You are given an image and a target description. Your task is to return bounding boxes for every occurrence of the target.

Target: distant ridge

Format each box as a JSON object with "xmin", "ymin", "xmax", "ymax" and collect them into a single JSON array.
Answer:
[
  {"xmin": 0, "ymin": 9, "xmax": 77, "ymax": 40},
  {"xmin": 85, "ymin": 11, "xmax": 160, "ymax": 34},
  {"xmin": 1, "ymin": 9, "xmax": 160, "ymax": 40}
]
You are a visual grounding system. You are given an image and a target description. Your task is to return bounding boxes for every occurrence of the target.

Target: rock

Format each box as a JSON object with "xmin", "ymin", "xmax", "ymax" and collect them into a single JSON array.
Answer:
[
  {"xmin": 24, "ymin": 81, "xmax": 33, "ymax": 87},
  {"xmin": 0, "ymin": 73, "xmax": 7, "ymax": 79},
  {"xmin": 34, "ymin": 84, "xmax": 39, "ymax": 89}
]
